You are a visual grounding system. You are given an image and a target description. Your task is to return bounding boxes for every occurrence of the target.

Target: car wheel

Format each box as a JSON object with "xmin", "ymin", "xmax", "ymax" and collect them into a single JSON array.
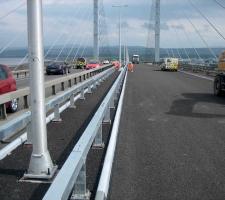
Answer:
[
  {"xmin": 214, "ymin": 76, "xmax": 223, "ymax": 96},
  {"xmin": 7, "ymin": 99, "xmax": 18, "ymax": 113}
]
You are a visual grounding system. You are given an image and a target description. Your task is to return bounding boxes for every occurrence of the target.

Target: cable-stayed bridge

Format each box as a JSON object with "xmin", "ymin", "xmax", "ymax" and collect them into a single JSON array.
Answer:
[{"xmin": 0, "ymin": 0, "xmax": 225, "ymax": 200}]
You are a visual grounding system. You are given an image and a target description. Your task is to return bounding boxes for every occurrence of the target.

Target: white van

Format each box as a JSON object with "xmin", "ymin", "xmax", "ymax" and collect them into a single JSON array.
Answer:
[{"xmin": 161, "ymin": 58, "xmax": 179, "ymax": 71}]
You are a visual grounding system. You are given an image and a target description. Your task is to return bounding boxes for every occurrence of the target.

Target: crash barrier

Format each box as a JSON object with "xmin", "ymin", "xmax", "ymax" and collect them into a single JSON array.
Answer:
[
  {"xmin": 43, "ymin": 67, "xmax": 127, "ymax": 200},
  {"xmin": 179, "ymin": 63, "xmax": 218, "ymax": 77},
  {"xmin": 0, "ymin": 65, "xmax": 114, "ymax": 160},
  {"xmin": 12, "ymin": 70, "xmax": 30, "ymax": 79},
  {"xmin": 0, "ymin": 64, "xmax": 112, "ymax": 120}
]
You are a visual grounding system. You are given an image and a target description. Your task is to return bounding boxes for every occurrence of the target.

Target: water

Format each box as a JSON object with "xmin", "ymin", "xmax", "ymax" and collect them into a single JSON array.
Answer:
[{"xmin": 0, "ymin": 58, "xmax": 27, "ymax": 66}]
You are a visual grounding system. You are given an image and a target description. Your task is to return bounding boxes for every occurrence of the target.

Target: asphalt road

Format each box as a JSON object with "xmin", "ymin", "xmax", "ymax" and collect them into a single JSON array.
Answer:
[
  {"xmin": 109, "ymin": 64, "xmax": 225, "ymax": 200},
  {"xmin": 16, "ymin": 68, "xmax": 83, "ymax": 89}
]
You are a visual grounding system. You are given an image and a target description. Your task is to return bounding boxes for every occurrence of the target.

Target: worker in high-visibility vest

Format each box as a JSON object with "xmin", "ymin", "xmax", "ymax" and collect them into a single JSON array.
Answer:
[{"xmin": 127, "ymin": 62, "xmax": 134, "ymax": 72}]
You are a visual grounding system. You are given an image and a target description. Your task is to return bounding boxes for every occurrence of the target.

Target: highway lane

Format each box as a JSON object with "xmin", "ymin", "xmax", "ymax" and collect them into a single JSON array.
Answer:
[
  {"xmin": 109, "ymin": 64, "xmax": 225, "ymax": 200},
  {"xmin": 16, "ymin": 68, "xmax": 83, "ymax": 89}
]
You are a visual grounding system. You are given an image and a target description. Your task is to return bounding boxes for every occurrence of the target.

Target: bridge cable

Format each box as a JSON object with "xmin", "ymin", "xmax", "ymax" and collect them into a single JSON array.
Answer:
[
  {"xmin": 212, "ymin": 0, "xmax": 225, "ymax": 10},
  {"xmin": 188, "ymin": 0, "xmax": 225, "ymax": 42},
  {"xmin": 184, "ymin": 14, "xmax": 218, "ymax": 59},
  {"xmin": 0, "ymin": 1, "xmax": 26, "ymax": 21}
]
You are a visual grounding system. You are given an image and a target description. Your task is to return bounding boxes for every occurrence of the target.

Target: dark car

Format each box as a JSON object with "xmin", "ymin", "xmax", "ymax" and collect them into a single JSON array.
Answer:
[
  {"xmin": 46, "ymin": 62, "xmax": 71, "ymax": 75},
  {"xmin": 0, "ymin": 64, "xmax": 18, "ymax": 113}
]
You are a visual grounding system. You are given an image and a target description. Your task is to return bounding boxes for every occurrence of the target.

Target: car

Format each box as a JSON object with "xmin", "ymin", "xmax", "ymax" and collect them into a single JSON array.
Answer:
[
  {"xmin": 103, "ymin": 60, "xmax": 110, "ymax": 64},
  {"xmin": 0, "ymin": 64, "xmax": 18, "ymax": 113},
  {"xmin": 112, "ymin": 61, "xmax": 121, "ymax": 69},
  {"xmin": 76, "ymin": 57, "xmax": 87, "ymax": 69},
  {"xmin": 85, "ymin": 61, "xmax": 101, "ymax": 70},
  {"xmin": 46, "ymin": 62, "xmax": 71, "ymax": 75}
]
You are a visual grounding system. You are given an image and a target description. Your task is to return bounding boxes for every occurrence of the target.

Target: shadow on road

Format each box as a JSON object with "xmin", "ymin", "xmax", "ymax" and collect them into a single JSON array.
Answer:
[{"xmin": 167, "ymin": 93, "xmax": 225, "ymax": 118}]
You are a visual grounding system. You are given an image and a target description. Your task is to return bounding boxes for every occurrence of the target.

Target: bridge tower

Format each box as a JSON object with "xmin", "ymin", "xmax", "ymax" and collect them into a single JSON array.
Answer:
[
  {"xmin": 94, "ymin": 0, "xmax": 99, "ymax": 61},
  {"xmin": 155, "ymin": 0, "xmax": 160, "ymax": 62}
]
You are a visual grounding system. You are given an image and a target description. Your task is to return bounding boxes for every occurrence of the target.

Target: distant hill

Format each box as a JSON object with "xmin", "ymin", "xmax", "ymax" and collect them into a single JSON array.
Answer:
[{"xmin": 0, "ymin": 46, "xmax": 224, "ymax": 62}]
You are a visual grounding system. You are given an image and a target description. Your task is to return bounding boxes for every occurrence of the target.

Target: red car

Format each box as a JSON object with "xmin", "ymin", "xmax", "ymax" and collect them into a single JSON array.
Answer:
[
  {"xmin": 0, "ymin": 64, "xmax": 18, "ymax": 112},
  {"xmin": 85, "ymin": 61, "xmax": 101, "ymax": 70},
  {"xmin": 112, "ymin": 61, "xmax": 121, "ymax": 69}
]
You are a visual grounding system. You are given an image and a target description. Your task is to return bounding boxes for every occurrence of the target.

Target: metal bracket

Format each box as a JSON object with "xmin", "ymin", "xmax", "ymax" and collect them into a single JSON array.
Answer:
[
  {"xmin": 0, "ymin": 104, "xmax": 7, "ymax": 120},
  {"xmin": 103, "ymin": 107, "xmax": 111, "ymax": 124},
  {"xmin": 70, "ymin": 94, "xmax": 76, "ymax": 109},
  {"xmin": 87, "ymin": 86, "xmax": 92, "ymax": 94},
  {"xmin": 52, "ymin": 104, "xmax": 62, "ymax": 122},
  {"xmin": 80, "ymin": 88, "xmax": 85, "ymax": 100},
  {"xmin": 93, "ymin": 124, "xmax": 105, "ymax": 149},
  {"xmin": 71, "ymin": 162, "xmax": 91, "ymax": 200}
]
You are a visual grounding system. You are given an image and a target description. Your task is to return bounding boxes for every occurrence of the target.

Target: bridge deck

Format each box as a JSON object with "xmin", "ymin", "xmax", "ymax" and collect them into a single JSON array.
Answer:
[
  {"xmin": 109, "ymin": 64, "xmax": 225, "ymax": 200},
  {"xmin": 0, "ymin": 72, "xmax": 118, "ymax": 200}
]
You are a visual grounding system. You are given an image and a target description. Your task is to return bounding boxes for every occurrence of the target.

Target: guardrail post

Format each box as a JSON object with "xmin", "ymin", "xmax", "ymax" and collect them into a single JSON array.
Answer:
[
  {"xmin": 71, "ymin": 161, "xmax": 90, "ymax": 200},
  {"xmin": 24, "ymin": 0, "xmax": 56, "ymax": 179},
  {"xmin": 93, "ymin": 122, "xmax": 104, "ymax": 148},
  {"xmin": 0, "ymin": 104, "xmax": 7, "ymax": 120},
  {"xmin": 24, "ymin": 96, "xmax": 29, "ymax": 109},
  {"xmin": 92, "ymin": 81, "xmax": 97, "ymax": 89},
  {"xmin": 70, "ymin": 94, "xmax": 76, "ymax": 109},
  {"xmin": 87, "ymin": 85, "xmax": 92, "ymax": 94},
  {"xmin": 53, "ymin": 104, "xmax": 62, "ymax": 122},
  {"xmin": 26, "ymin": 122, "xmax": 32, "ymax": 144},
  {"xmin": 80, "ymin": 88, "xmax": 85, "ymax": 100},
  {"xmin": 109, "ymin": 97, "xmax": 115, "ymax": 109},
  {"xmin": 103, "ymin": 107, "xmax": 111, "ymax": 124}
]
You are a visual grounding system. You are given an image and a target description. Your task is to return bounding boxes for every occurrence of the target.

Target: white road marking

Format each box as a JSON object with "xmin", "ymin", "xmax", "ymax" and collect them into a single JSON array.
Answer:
[{"xmin": 178, "ymin": 70, "xmax": 214, "ymax": 81}]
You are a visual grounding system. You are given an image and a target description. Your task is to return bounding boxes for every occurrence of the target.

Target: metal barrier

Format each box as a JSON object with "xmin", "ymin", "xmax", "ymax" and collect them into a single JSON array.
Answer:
[
  {"xmin": 12, "ymin": 70, "xmax": 30, "ymax": 79},
  {"xmin": 0, "ymin": 64, "xmax": 112, "ymax": 120},
  {"xmin": 179, "ymin": 64, "xmax": 218, "ymax": 77},
  {"xmin": 0, "ymin": 66, "xmax": 115, "ymax": 160},
  {"xmin": 42, "ymin": 67, "xmax": 127, "ymax": 200}
]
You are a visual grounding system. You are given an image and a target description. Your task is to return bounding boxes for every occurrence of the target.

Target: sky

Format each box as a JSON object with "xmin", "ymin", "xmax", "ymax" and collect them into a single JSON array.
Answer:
[{"xmin": 0, "ymin": 0, "xmax": 225, "ymax": 49}]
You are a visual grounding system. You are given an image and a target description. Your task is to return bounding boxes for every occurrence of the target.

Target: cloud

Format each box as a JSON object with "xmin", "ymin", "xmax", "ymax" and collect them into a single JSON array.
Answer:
[{"xmin": 142, "ymin": 22, "xmax": 169, "ymax": 30}]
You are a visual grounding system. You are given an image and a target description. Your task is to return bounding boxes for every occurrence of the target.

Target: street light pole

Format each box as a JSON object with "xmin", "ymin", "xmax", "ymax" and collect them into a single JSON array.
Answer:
[
  {"xmin": 94, "ymin": 0, "xmax": 99, "ymax": 61},
  {"xmin": 112, "ymin": 5, "xmax": 128, "ymax": 66},
  {"xmin": 24, "ymin": 0, "xmax": 56, "ymax": 179},
  {"xmin": 155, "ymin": 0, "xmax": 161, "ymax": 63}
]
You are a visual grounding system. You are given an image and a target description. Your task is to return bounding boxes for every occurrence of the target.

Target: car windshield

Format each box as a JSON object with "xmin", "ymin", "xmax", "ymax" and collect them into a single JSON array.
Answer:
[
  {"xmin": 48, "ymin": 64, "xmax": 59, "ymax": 68},
  {"xmin": 77, "ymin": 58, "xmax": 85, "ymax": 62},
  {"xmin": 0, "ymin": 66, "xmax": 8, "ymax": 80}
]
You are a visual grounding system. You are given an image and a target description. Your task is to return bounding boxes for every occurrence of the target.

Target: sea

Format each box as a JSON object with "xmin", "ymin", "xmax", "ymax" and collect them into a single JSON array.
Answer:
[{"xmin": 0, "ymin": 58, "xmax": 27, "ymax": 67}]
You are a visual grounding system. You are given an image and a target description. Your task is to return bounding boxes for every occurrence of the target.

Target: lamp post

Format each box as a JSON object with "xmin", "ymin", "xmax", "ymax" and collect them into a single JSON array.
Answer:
[{"xmin": 112, "ymin": 5, "xmax": 128, "ymax": 66}]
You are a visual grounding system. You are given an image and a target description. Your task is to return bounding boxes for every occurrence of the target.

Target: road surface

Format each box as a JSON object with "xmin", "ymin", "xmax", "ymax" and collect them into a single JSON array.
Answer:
[{"xmin": 109, "ymin": 64, "xmax": 225, "ymax": 200}]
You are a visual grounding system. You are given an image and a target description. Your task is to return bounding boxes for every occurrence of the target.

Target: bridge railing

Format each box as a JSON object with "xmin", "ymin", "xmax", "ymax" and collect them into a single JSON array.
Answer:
[
  {"xmin": 12, "ymin": 70, "xmax": 30, "ymax": 79},
  {"xmin": 43, "ymin": 66, "xmax": 127, "ymax": 200},
  {"xmin": 0, "ymin": 64, "xmax": 112, "ymax": 120},
  {"xmin": 0, "ymin": 65, "xmax": 114, "ymax": 145},
  {"xmin": 179, "ymin": 63, "xmax": 220, "ymax": 77}
]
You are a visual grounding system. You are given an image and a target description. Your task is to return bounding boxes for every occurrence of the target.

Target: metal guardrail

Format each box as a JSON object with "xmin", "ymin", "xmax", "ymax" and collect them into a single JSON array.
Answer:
[
  {"xmin": 42, "ymin": 67, "xmax": 127, "ymax": 200},
  {"xmin": 12, "ymin": 70, "xmax": 30, "ymax": 79},
  {"xmin": 179, "ymin": 64, "xmax": 219, "ymax": 77},
  {"xmin": 0, "ymin": 65, "xmax": 114, "ymax": 142},
  {"xmin": 0, "ymin": 64, "xmax": 112, "ymax": 120}
]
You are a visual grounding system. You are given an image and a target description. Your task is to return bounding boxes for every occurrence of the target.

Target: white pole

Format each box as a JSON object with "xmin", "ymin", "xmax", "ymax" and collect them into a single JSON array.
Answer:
[
  {"xmin": 119, "ymin": 9, "xmax": 122, "ymax": 66},
  {"xmin": 155, "ymin": 0, "xmax": 160, "ymax": 62},
  {"xmin": 25, "ymin": 0, "xmax": 56, "ymax": 179},
  {"xmin": 94, "ymin": 0, "xmax": 99, "ymax": 61}
]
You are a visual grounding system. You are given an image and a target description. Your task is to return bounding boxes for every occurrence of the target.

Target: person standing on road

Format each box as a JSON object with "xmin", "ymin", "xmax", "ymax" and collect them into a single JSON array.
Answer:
[{"xmin": 128, "ymin": 62, "xmax": 134, "ymax": 72}]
